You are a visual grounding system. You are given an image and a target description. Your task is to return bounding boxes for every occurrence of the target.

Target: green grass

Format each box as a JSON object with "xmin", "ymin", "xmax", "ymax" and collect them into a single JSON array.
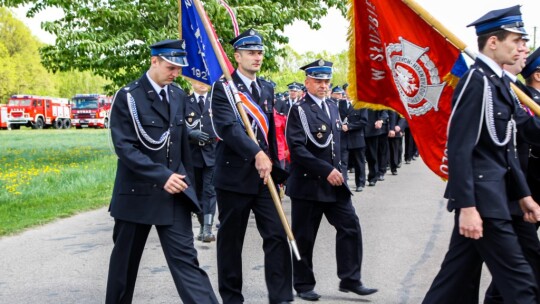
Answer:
[{"xmin": 0, "ymin": 129, "xmax": 117, "ymax": 236}]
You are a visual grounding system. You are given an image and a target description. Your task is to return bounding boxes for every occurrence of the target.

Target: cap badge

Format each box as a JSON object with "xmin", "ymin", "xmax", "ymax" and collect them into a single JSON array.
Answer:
[
  {"xmin": 317, "ymin": 132, "xmax": 323, "ymax": 139},
  {"xmin": 249, "ymin": 29, "xmax": 255, "ymax": 36},
  {"xmin": 318, "ymin": 59, "xmax": 325, "ymax": 66},
  {"xmin": 321, "ymin": 124, "xmax": 327, "ymax": 131}
]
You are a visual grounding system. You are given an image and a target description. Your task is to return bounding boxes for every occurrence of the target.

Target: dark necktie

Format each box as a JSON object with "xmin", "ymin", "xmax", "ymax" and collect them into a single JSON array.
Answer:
[
  {"xmin": 251, "ymin": 81, "xmax": 260, "ymax": 103},
  {"xmin": 198, "ymin": 95, "xmax": 205, "ymax": 113},
  {"xmin": 321, "ymin": 100, "xmax": 329, "ymax": 118},
  {"xmin": 159, "ymin": 89, "xmax": 170, "ymax": 116}
]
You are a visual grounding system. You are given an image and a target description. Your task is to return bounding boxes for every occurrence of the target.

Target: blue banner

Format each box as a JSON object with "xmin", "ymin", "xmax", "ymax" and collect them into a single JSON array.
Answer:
[{"xmin": 181, "ymin": 0, "xmax": 224, "ymax": 85}]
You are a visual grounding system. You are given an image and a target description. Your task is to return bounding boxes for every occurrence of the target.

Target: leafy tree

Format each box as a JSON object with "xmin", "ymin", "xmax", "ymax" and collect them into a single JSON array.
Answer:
[
  {"xmin": 5, "ymin": 0, "xmax": 348, "ymax": 92},
  {"xmin": 53, "ymin": 70, "xmax": 110, "ymax": 98},
  {"xmin": 0, "ymin": 7, "xmax": 111, "ymax": 102},
  {"xmin": 0, "ymin": 42, "xmax": 17, "ymax": 101},
  {"xmin": 265, "ymin": 47, "xmax": 349, "ymax": 93},
  {"xmin": 0, "ymin": 7, "xmax": 52, "ymax": 101}
]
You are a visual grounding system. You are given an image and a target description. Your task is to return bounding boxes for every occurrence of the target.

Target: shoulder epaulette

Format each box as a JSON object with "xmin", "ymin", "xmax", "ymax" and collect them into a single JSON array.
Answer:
[{"xmin": 122, "ymin": 80, "xmax": 140, "ymax": 92}]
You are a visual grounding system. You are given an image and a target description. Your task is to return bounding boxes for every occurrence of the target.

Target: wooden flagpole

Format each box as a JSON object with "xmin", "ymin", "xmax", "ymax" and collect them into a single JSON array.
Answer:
[
  {"xmin": 191, "ymin": 0, "xmax": 301, "ymax": 261},
  {"xmin": 402, "ymin": 0, "xmax": 540, "ymax": 116}
]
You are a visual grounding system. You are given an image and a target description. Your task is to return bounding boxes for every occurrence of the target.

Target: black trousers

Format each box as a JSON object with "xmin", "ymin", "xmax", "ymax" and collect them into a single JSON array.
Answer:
[
  {"xmin": 484, "ymin": 216, "xmax": 540, "ymax": 304},
  {"xmin": 216, "ymin": 187, "xmax": 293, "ymax": 304},
  {"xmin": 105, "ymin": 202, "xmax": 218, "ymax": 304},
  {"xmin": 349, "ymin": 147, "xmax": 366, "ymax": 187},
  {"xmin": 377, "ymin": 134, "xmax": 389, "ymax": 177},
  {"xmin": 365, "ymin": 136, "xmax": 379, "ymax": 183},
  {"xmin": 404, "ymin": 127, "xmax": 417, "ymax": 162},
  {"xmin": 291, "ymin": 197, "xmax": 364, "ymax": 293},
  {"xmin": 423, "ymin": 214, "xmax": 537, "ymax": 304},
  {"xmin": 194, "ymin": 165, "xmax": 217, "ymax": 216},
  {"xmin": 388, "ymin": 137, "xmax": 402, "ymax": 172}
]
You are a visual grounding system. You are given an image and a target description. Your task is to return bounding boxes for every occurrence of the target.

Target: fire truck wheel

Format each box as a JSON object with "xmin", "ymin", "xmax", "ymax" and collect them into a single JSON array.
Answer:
[
  {"xmin": 34, "ymin": 117, "xmax": 44, "ymax": 129},
  {"xmin": 62, "ymin": 119, "xmax": 71, "ymax": 129},
  {"xmin": 54, "ymin": 119, "xmax": 63, "ymax": 129}
]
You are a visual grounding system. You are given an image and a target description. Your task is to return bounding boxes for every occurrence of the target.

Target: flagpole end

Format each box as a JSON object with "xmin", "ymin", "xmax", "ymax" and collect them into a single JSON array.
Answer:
[{"xmin": 290, "ymin": 239, "xmax": 301, "ymax": 261}]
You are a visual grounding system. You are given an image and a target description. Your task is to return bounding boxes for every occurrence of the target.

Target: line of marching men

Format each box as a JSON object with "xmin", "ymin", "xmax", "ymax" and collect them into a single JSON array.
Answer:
[
  {"xmin": 273, "ymin": 81, "xmax": 419, "ymax": 193},
  {"xmin": 103, "ymin": 5, "xmax": 540, "ymax": 304},
  {"xmin": 104, "ymin": 28, "xmax": 379, "ymax": 304}
]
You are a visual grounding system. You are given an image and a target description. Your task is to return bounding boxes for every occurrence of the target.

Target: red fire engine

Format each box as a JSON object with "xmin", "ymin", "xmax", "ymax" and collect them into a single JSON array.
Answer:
[
  {"xmin": 71, "ymin": 94, "xmax": 112, "ymax": 128},
  {"xmin": 0, "ymin": 104, "xmax": 8, "ymax": 129},
  {"xmin": 7, "ymin": 95, "xmax": 71, "ymax": 129}
]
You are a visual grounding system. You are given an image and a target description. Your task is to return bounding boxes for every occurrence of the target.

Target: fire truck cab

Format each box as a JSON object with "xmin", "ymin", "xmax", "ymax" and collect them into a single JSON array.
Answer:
[
  {"xmin": 7, "ymin": 95, "xmax": 71, "ymax": 130},
  {"xmin": 71, "ymin": 94, "xmax": 112, "ymax": 128},
  {"xmin": 0, "ymin": 104, "xmax": 9, "ymax": 129}
]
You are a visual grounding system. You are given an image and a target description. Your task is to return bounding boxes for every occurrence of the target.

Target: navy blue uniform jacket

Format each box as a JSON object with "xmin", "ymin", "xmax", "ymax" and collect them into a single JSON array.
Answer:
[
  {"xmin": 445, "ymin": 59, "xmax": 540, "ymax": 219},
  {"xmin": 209, "ymin": 71, "xmax": 279, "ymax": 194},
  {"xmin": 109, "ymin": 74, "xmax": 199, "ymax": 225},
  {"xmin": 286, "ymin": 94, "xmax": 351, "ymax": 202},
  {"xmin": 346, "ymin": 107, "xmax": 369, "ymax": 149},
  {"xmin": 185, "ymin": 94, "xmax": 217, "ymax": 168}
]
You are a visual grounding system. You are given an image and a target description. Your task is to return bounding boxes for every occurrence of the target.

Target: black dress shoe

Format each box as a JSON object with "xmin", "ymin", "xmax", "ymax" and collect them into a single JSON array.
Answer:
[
  {"xmin": 297, "ymin": 290, "xmax": 321, "ymax": 301},
  {"xmin": 339, "ymin": 284, "xmax": 378, "ymax": 296},
  {"xmin": 377, "ymin": 175, "xmax": 385, "ymax": 181},
  {"xmin": 273, "ymin": 301, "xmax": 292, "ymax": 304},
  {"xmin": 391, "ymin": 170, "xmax": 398, "ymax": 175},
  {"xmin": 368, "ymin": 181, "xmax": 376, "ymax": 187},
  {"xmin": 355, "ymin": 186, "xmax": 363, "ymax": 192}
]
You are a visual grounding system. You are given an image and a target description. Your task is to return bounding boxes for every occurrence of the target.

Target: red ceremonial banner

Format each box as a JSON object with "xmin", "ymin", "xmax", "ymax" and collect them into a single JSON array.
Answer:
[{"xmin": 348, "ymin": 0, "xmax": 467, "ymax": 180}]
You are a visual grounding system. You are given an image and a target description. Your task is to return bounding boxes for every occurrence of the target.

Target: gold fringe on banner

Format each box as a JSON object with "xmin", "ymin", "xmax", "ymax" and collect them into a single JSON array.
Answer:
[{"xmin": 346, "ymin": 0, "xmax": 397, "ymax": 112}]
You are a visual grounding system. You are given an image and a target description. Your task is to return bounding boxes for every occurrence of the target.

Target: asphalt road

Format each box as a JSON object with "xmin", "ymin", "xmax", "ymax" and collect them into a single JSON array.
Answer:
[{"xmin": 0, "ymin": 159, "xmax": 492, "ymax": 303}]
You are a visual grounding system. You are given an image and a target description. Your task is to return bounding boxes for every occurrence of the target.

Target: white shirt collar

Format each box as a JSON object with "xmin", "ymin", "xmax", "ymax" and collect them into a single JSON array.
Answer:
[
  {"xmin": 477, "ymin": 53, "xmax": 504, "ymax": 78},
  {"xmin": 504, "ymin": 70, "xmax": 518, "ymax": 82},
  {"xmin": 146, "ymin": 71, "xmax": 168, "ymax": 101},
  {"xmin": 308, "ymin": 92, "xmax": 324, "ymax": 107},
  {"xmin": 236, "ymin": 69, "xmax": 259, "ymax": 92},
  {"xmin": 194, "ymin": 93, "xmax": 207, "ymax": 101}
]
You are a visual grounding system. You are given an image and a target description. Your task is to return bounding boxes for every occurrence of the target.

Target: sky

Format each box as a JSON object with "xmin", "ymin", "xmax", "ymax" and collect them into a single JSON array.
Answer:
[{"xmin": 11, "ymin": 0, "xmax": 540, "ymax": 55}]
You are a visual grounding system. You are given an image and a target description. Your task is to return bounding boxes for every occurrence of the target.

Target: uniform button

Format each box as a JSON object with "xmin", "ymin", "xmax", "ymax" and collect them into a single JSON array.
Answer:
[
  {"xmin": 152, "ymin": 121, "xmax": 155, "ymax": 124},
  {"xmin": 478, "ymin": 175, "xmax": 483, "ymax": 179},
  {"xmin": 303, "ymin": 174, "xmax": 307, "ymax": 177},
  {"xmin": 507, "ymin": 148, "xmax": 510, "ymax": 152},
  {"xmin": 170, "ymin": 124, "xmax": 173, "ymax": 127},
  {"xmin": 170, "ymin": 141, "xmax": 173, "ymax": 145},
  {"xmin": 497, "ymin": 112, "xmax": 502, "ymax": 116},
  {"xmin": 153, "ymin": 184, "xmax": 157, "ymax": 188},
  {"xmin": 244, "ymin": 158, "xmax": 248, "ymax": 161},
  {"xmin": 169, "ymin": 159, "xmax": 173, "ymax": 163},
  {"xmin": 508, "ymin": 167, "xmax": 511, "ymax": 170},
  {"xmin": 131, "ymin": 189, "xmax": 135, "ymax": 192},
  {"xmin": 226, "ymin": 161, "xmax": 230, "ymax": 164}
]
